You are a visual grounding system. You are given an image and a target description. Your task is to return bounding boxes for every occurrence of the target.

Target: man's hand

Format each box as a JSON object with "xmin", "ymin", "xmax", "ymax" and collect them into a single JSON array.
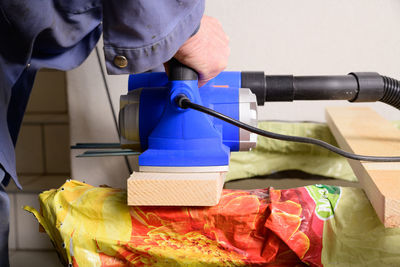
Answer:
[{"xmin": 174, "ymin": 15, "xmax": 230, "ymax": 87}]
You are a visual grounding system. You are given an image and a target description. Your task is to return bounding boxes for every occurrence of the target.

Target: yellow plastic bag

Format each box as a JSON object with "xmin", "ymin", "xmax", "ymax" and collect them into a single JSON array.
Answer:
[{"xmin": 25, "ymin": 180, "xmax": 322, "ymax": 266}]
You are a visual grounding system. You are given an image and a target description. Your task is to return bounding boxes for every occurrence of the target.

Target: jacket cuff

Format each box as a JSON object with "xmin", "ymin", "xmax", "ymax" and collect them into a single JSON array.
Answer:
[{"xmin": 104, "ymin": 0, "xmax": 205, "ymax": 75}]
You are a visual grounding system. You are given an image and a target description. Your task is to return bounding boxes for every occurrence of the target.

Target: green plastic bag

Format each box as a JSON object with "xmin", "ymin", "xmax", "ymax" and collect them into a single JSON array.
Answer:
[
  {"xmin": 322, "ymin": 187, "xmax": 400, "ymax": 266},
  {"xmin": 228, "ymin": 121, "xmax": 356, "ymax": 182},
  {"xmin": 227, "ymin": 121, "xmax": 400, "ymax": 182}
]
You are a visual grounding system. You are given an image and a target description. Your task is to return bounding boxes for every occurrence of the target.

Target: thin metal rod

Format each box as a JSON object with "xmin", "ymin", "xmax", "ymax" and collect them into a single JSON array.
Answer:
[
  {"xmin": 77, "ymin": 150, "xmax": 140, "ymax": 158},
  {"xmin": 82, "ymin": 149, "xmax": 137, "ymax": 154},
  {"xmin": 71, "ymin": 143, "xmax": 122, "ymax": 149}
]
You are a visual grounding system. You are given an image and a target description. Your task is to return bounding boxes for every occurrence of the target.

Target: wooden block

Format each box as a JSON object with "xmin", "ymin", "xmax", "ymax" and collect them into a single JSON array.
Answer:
[
  {"xmin": 127, "ymin": 171, "xmax": 226, "ymax": 206},
  {"xmin": 326, "ymin": 106, "xmax": 400, "ymax": 227}
]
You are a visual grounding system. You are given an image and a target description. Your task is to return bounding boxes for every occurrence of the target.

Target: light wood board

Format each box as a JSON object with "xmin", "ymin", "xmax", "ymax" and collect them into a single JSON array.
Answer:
[
  {"xmin": 127, "ymin": 171, "xmax": 226, "ymax": 206},
  {"xmin": 326, "ymin": 106, "xmax": 400, "ymax": 227}
]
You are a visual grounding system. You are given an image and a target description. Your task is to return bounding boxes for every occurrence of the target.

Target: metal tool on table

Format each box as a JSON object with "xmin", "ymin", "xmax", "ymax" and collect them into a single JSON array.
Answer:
[{"xmin": 73, "ymin": 59, "xmax": 400, "ymax": 206}]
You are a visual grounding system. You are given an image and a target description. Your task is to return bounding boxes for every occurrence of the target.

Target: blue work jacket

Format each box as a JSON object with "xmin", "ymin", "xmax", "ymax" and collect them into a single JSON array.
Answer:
[{"xmin": 0, "ymin": 0, "xmax": 205, "ymax": 188}]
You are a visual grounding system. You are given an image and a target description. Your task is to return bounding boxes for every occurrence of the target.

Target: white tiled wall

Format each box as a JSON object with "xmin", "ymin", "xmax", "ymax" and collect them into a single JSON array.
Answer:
[
  {"xmin": 44, "ymin": 125, "xmax": 70, "ymax": 174},
  {"xmin": 9, "ymin": 251, "xmax": 60, "ymax": 267},
  {"xmin": 15, "ymin": 194, "xmax": 54, "ymax": 250},
  {"xmin": 14, "ymin": 70, "xmax": 70, "ymax": 179},
  {"xmin": 8, "ymin": 70, "xmax": 69, "ymax": 266},
  {"xmin": 8, "ymin": 194, "xmax": 16, "ymax": 250},
  {"xmin": 26, "ymin": 71, "xmax": 67, "ymax": 113},
  {"xmin": 15, "ymin": 126, "xmax": 44, "ymax": 174}
]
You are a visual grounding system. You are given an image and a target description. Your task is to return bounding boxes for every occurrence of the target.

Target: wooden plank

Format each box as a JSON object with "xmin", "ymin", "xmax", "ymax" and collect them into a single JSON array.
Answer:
[
  {"xmin": 326, "ymin": 106, "xmax": 400, "ymax": 227},
  {"xmin": 127, "ymin": 171, "xmax": 225, "ymax": 206}
]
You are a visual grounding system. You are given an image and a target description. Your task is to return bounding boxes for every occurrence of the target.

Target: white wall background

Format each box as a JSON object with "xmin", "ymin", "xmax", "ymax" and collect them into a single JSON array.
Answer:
[
  {"xmin": 206, "ymin": 0, "xmax": 400, "ymax": 121},
  {"xmin": 67, "ymin": 0, "xmax": 400, "ymax": 187}
]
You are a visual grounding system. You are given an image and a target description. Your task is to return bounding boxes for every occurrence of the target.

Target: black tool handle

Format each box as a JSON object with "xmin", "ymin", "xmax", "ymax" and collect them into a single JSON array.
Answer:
[{"xmin": 168, "ymin": 58, "xmax": 198, "ymax": 81}]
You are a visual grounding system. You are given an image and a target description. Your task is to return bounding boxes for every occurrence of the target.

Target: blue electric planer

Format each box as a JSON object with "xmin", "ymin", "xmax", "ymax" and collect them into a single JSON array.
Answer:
[
  {"xmin": 119, "ymin": 60, "xmax": 400, "ymax": 176},
  {"xmin": 69, "ymin": 59, "xmax": 400, "ymax": 205},
  {"xmin": 118, "ymin": 60, "xmax": 400, "ymax": 205},
  {"xmin": 119, "ymin": 61, "xmax": 257, "ymax": 173}
]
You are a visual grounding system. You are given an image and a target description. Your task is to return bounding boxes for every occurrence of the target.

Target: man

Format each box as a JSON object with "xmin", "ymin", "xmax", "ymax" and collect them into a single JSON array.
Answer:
[{"xmin": 0, "ymin": 0, "xmax": 230, "ymax": 265}]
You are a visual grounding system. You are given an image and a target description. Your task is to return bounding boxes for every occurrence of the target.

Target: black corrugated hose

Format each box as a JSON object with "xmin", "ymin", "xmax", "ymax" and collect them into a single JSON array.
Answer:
[{"xmin": 381, "ymin": 76, "xmax": 400, "ymax": 109}]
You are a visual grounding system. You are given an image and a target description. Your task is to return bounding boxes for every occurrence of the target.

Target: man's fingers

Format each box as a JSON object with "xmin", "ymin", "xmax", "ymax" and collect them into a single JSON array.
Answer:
[{"xmin": 172, "ymin": 15, "xmax": 230, "ymax": 87}]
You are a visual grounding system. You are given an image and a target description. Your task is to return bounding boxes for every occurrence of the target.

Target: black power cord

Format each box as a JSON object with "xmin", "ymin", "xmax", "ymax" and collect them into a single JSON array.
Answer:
[{"xmin": 176, "ymin": 95, "xmax": 400, "ymax": 162}]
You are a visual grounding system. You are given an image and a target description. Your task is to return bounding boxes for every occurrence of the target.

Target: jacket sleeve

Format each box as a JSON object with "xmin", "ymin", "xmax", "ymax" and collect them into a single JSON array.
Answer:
[{"xmin": 102, "ymin": 0, "xmax": 205, "ymax": 74}]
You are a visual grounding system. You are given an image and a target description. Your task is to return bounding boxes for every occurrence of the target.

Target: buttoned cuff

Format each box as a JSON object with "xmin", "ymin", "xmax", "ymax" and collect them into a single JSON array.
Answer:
[{"xmin": 103, "ymin": 0, "xmax": 204, "ymax": 75}]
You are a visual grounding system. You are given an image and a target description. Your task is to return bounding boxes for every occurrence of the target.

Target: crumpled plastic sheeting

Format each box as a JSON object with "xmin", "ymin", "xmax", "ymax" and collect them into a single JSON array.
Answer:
[
  {"xmin": 227, "ymin": 121, "xmax": 356, "ymax": 182},
  {"xmin": 25, "ymin": 181, "xmax": 400, "ymax": 267},
  {"xmin": 25, "ymin": 180, "xmax": 325, "ymax": 267},
  {"xmin": 227, "ymin": 121, "xmax": 400, "ymax": 182},
  {"xmin": 322, "ymin": 187, "xmax": 400, "ymax": 266}
]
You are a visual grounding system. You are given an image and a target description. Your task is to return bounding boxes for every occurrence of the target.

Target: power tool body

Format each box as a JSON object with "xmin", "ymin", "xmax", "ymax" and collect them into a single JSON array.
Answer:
[{"xmin": 119, "ymin": 61, "xmax": 399, "ymax": 176}]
